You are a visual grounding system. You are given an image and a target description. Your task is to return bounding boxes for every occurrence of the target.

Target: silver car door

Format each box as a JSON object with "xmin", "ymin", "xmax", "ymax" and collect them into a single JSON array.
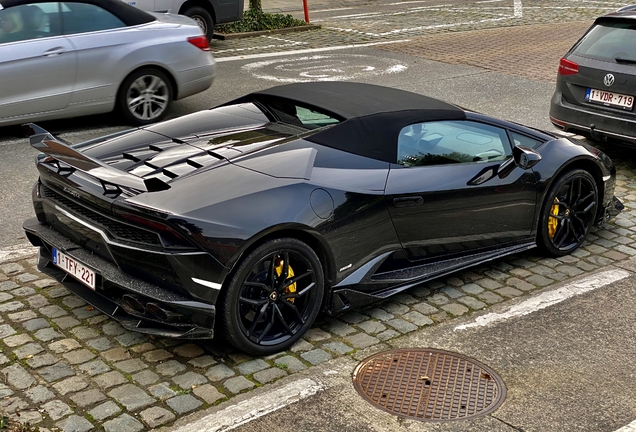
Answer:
[
  {"xmin": 60, "ymin": 1, "xmax": 133, "ymax": 108},
  {"xmin": 0, "ymin": 2, "xmax": 77, "ymax": 120}
]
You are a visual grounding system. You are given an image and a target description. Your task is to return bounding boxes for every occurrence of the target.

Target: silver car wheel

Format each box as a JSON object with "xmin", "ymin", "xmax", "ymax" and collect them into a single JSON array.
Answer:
[
  {"xmin": 191, "ymin": 15, "xmax": 207, "ymax": 34},
  {"xmin": 126, "ymin": 74, "xmax": 169, "ymax": 121},
  {"xmin": 183, "ymin": 6, "xmax": 214, "ymax": 40}
]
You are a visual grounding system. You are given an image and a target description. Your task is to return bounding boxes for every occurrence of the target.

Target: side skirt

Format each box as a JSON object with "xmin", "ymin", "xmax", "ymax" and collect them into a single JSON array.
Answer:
[{"xmin": 328, "ymin": 241, "xmax": 535, "ymax": 314}]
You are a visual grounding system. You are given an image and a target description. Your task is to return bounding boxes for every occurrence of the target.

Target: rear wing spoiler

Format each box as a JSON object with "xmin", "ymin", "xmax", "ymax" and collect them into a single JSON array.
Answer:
[{"xmin": 24, "ymin": 123, "xmax": 170, "ymax": 193}]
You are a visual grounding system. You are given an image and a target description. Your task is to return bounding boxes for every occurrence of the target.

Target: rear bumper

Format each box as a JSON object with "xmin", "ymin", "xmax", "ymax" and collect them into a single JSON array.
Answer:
[
  {"xmin": 24, "ymin": 218, "xmax": 216, "ymax": 339},
  {"xmin": 174, "ymin": 60, "xmax": 215, "ymax": 100},
  {"xmin": 550, "ymin": 91, "xmax": 636, "ymax": 144}
]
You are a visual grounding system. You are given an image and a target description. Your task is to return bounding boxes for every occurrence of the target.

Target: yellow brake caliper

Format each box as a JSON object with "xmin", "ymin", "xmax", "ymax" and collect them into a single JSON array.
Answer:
[
  {"xmin": 275, "ymin": 258, "xmax": 296, "ymax": 304},
  {"xmin": 548, "ymin": 198, "xmax": 560, "ymax": 239}
]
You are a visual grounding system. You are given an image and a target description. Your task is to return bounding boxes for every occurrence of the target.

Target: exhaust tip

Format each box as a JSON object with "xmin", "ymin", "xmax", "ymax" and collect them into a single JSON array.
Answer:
[
  {"xmin": 121, "ymin": 294, "xmax": 146, "ymax": 314},
  {"xmin": 146, "ymin": 302, "xmax": 182, "ymax": 322}
]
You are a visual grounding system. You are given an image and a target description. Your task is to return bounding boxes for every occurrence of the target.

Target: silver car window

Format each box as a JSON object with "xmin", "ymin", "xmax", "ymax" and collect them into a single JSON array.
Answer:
[
  {"xmin": 0, "ymin": 3, "xmax": 61, "ymax": 44},
  {"xmin": 61, "ymin": 2, "xmax": 125, "ymax": 35}
]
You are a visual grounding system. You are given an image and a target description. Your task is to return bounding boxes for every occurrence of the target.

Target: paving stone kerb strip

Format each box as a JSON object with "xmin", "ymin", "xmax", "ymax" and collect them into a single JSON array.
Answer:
[{"xmin": 378, "ymin": 21, "xmax": 594, "ymax": 84}]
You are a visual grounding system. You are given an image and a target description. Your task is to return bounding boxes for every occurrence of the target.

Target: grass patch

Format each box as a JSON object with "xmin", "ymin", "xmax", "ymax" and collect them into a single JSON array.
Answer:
[
  {"xmin": 0, "ymin": 413, "xmax": 39, "ymax": 432},
  {"xmin": 216, "ymin": 8, "xmax": 308, "ymax": 34}
]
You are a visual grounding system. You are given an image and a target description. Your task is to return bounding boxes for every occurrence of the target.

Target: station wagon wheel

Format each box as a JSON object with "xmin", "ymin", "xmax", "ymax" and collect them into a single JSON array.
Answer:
[
  {"xmin": 118, "ymin": 68, "xmax": 173, "ymax": 126},
  {"xmin": 219, "ymin": 238, "xmax": 324, "ymax": 355},
  {"xmin": 183, "ymin": 6, "xmax": 214, "ymax": 40},
  {"xmin": 539, "ymin": 169, "xmax": 598, "ymax": 257}
]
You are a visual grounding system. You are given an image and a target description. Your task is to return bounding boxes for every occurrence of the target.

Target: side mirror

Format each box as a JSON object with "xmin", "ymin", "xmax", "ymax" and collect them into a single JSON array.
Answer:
[{"xmin": 513, "ymin": 145, "xmax": 541, "ymax": 170}]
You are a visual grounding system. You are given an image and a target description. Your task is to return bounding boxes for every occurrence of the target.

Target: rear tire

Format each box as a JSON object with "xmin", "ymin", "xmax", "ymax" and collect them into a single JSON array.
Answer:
[
  {"xmin": 117, "ymin": 68, "xmax": 172, "ymax": 126},
  {"xmin": 218, "ymin": 238, "xmax": 324, "ymax": 356},
  {"xmin": 183, "ymin": 6, "xmax": 214, "ymax": 41},
  {"xmin": 538, "ymin": 169, "xmax": 598, "ymax": 257}
]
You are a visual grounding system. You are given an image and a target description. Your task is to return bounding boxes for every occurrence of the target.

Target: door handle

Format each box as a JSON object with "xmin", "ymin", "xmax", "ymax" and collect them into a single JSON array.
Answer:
[
  {"xmin": 43, "ymin": 47, "xmax": 66, "ymax": 57},
  {"xmin": 393, "ymin": 196, "xmax": 424, "ymax": 207}
]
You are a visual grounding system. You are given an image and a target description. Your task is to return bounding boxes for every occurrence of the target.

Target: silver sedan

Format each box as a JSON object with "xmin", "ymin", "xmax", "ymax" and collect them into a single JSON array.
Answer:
[{"xmin": 0, "ymin": 0, "xmax": 215, "ymax": 126}]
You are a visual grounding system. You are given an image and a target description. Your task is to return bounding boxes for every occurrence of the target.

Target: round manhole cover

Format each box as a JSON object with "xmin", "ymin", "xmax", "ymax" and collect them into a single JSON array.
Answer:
[{"xmin": 352, "ymin": 348, "xmax": 506, "ymax": 422}]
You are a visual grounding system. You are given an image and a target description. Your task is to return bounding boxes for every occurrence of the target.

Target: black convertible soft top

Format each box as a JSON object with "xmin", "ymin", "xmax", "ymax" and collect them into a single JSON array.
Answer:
[
  {"xmin": 0, "ymin": 0, "xmax": 154, "ymax": 25},
  {"xmin": 225, "ymin": 82, "xmax": 466, "ymax": 164}
]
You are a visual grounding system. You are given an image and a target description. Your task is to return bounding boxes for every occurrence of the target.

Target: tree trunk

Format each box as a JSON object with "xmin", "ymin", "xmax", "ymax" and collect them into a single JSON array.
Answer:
[{"xmin": 249, "ymin": 0, "xmax": 262, "ymax": 12}]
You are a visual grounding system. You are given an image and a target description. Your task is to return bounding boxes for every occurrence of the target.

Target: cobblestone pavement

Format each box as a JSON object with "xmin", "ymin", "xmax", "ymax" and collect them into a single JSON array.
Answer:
[
  {"xmin": 4, "ymin": 7, "xmax": 636, "ymax": 432},
  {"xmin": 211, "ymin": 0, "xmax": 629, "ymax": 58}
]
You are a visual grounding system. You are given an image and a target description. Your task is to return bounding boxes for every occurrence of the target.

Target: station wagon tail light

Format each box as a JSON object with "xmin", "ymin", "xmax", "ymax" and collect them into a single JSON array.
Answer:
[
  {"xmin": 558, "ymin": 58, "xmax": 579, "ymax": 75},
  {"xmin": 188, "ymin": 36, "xmax": 210, "ymax": 51}
]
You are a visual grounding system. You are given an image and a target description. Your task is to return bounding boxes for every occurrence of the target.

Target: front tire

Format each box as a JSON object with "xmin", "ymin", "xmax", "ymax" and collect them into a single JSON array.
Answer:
[
  {"xmin": 117, "ymin": 68, "xmax": 172, "ymax": 126},
  {"xmin": 183, "ymin": 6, "xmax": 214, "ymax": 41},
  {"xmin": 538, "ymin": 169, "xmax": 598, "ymax": 257},
  {"xmin": 219, "ymin": 238, "xmax": 325, "ymax": 356}
]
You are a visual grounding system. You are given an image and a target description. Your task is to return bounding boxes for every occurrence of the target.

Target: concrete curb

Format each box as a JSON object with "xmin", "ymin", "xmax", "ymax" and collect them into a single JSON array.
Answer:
[
  {"xmin": 213, "ymin": 23, "xmax": 321, "ymax": 40},
  {"xmin": 0, "ymin": 243, "xmax": 37, "ymax": 264}
]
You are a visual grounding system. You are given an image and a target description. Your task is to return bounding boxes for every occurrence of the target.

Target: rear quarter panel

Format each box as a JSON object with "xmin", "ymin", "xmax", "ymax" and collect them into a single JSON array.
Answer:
[{"xmin": 124, "ymin": 141, "xmax": 399, "ymax": 288}]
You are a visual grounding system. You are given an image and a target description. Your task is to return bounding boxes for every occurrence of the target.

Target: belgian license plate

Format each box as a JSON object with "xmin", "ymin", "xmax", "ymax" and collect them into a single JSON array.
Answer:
[
  {"xmin": 586, "ymin": 88, "xmax": 634, "ymax": 110},
  {"xmin": 52, "ymin": 248, "xmax": 96, "ymax": 290}
]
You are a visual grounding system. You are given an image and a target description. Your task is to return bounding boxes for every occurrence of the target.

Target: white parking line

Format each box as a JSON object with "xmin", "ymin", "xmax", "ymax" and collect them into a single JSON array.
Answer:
[
  {"xmin": 455, "ymin": 269, "xmax": 631, "ymax": 331},
  {"xmin": 172, "ymin": 378, "xmax": 326, "ymax": 432},
  {"xmin": 614, "ymin": 420, "xmax": 636, "ymax": 432},
  {"xmin": 215, "ymin": 39, "xmax": 411, "ymax": 62}
]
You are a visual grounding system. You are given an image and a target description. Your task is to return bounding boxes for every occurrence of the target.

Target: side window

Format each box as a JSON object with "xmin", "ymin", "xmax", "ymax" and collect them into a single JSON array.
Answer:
[
  {"xmin": 61, "ymin": 2, "xmax": 125, "ymax": 35},
  {"xmin": 0, "ymin": 3, "xmax": 61, "ymax": 44},
  {"xmin": 397, "ymin": 120, "xmax": 512, "ymax": 167},
  {"xmin": 510, "ymin": 131, "xmax": 544, "ymax": 149}
]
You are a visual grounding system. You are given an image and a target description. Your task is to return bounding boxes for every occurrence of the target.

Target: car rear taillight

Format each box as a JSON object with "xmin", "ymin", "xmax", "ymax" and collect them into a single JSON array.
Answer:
[
  {"xmin": 550, "ymin": 116, "xmax": 567, "ymax": 129},
  {"xmin": 116, "ymin": 211, "xmax": 191, "ymax": 248},
  {"xmin": 558, "ymin": 58, "xmax": 579, "ymax": 75},
  {"xmin": 188, "ymin": 35, "xmax": 210, "ymax": 51}
]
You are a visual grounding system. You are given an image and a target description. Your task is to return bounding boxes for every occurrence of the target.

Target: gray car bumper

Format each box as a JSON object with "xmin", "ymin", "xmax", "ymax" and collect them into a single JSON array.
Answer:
[{"xmin": 550, "ymin": 92, "xmax": 636, "ymax": 144}]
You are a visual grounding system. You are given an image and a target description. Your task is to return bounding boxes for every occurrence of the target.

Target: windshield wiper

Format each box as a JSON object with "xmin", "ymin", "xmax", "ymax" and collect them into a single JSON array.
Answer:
[{"xmin": 615, "ymin": 57, "xmax": 636, "ymax": 64}]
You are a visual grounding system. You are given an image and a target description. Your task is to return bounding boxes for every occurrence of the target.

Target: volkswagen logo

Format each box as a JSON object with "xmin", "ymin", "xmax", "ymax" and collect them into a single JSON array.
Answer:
[{"xmin": 603, "ymin": 74, "xmax": 615, "ymax": 87}]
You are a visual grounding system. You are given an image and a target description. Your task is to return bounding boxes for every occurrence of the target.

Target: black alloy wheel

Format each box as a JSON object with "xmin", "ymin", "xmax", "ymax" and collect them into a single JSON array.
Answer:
[
  {"xmin": 117, "ymin": 68, "xmax": 172, "ymax": 126},
  {"xmin": 219, "ymin": 238, "xmax": 324, "ymax": 355},
  {"xmin": 183, "ymin": 6, "xmax": 214, "ymax": 41},
  {"xmin": 539, "ymin": 169, "xmax": 598, "ymax": 257}
]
